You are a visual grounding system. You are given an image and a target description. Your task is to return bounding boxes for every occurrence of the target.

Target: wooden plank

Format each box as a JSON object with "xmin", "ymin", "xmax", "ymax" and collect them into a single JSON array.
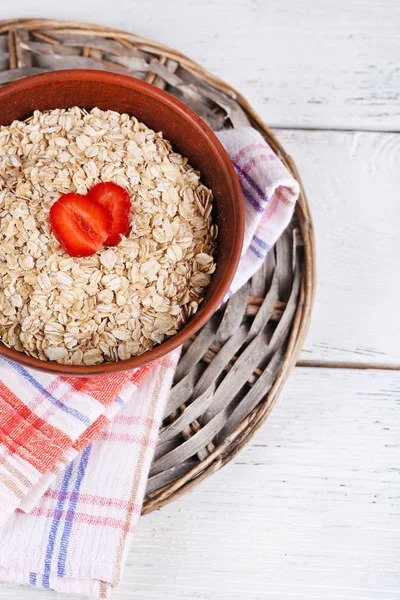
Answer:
[
  {"xmin": 2, "ymin": 367, "xmax": 395, "ymax": 600},
  {"xmin": 2, "ymin": 0, "xmax": 399, "ymax": 130},
  {"xmin": 272, "ymin": 129, "xmax": 400, "ymax": 365}
]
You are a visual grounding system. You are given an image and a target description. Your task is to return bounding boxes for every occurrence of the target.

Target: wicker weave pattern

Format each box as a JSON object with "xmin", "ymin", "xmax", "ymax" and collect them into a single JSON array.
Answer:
[{"xmin": 0, "ymin": 19, "xmax": 316, "ymax": 513}]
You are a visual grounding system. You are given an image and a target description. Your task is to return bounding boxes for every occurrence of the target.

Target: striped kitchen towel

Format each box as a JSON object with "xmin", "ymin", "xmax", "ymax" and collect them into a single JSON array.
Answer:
[
  {"xmin": 217, "ymin": 127, "xmax": 299, "ymax": 295},
  {"xmin": 0, "ymin": 352, "xmax": 180, "ymax": 597},
  {"xmin": 0, "ymin": 126, "xmax": 299, "ymax": 596}
]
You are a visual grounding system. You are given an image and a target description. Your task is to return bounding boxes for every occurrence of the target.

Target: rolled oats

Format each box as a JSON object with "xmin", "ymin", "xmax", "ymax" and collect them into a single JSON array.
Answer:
[{"xmin": 0, "ymin": 107, "xmax": 217, "ymax": 364}]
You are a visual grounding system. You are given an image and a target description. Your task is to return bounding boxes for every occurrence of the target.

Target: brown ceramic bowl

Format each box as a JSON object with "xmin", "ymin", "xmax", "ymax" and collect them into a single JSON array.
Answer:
[{"xmin": 0, "ymin": 70, "xmax": 244, "ymax": 376}]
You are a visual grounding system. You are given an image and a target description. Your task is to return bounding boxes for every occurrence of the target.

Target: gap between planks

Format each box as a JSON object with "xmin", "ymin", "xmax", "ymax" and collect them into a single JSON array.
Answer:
[
  {"xmin": 272, "ymin": 125, "xmax": 400, "ymax": 134},
  {"xmin": 296, "ymin": 360, "xmax": 400, "ymax": 371}
]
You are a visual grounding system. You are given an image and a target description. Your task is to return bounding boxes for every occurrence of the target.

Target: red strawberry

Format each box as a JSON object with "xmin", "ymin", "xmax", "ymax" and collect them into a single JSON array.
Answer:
[
  {"xmin": 50, "ymin": 193, "xmax": 112, "ymax": 257},
  {"xmin": 87, "ymin": 182, "xmax": 131, "ymax": 246}
]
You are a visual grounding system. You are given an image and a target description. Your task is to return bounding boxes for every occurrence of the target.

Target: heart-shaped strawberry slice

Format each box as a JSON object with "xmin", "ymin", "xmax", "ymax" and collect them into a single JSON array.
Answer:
[
  {"xmin": 87, "ymin": 182, "xmax": 131, "ymax": 246},
  {"xmin": 50, "ymin": 193, "xmax": 112, "ymax": 257}
]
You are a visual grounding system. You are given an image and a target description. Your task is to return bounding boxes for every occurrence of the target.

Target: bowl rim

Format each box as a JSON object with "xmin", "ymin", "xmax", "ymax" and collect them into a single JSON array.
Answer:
[{"xmin": 0, "ymin": 69, "xmax": 244, "ymax": 376}]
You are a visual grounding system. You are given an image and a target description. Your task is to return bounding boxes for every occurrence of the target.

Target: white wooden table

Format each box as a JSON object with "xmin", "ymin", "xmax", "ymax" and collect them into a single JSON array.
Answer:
[{"xmin": 1, "ymin": 1, "xmax": 399, "ymax": 598}]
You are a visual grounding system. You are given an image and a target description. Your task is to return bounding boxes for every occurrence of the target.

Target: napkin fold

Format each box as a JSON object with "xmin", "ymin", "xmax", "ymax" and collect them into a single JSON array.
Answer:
[{"xmin": 0, "ymin": 127, "xmax": 299, "ymax": 596}]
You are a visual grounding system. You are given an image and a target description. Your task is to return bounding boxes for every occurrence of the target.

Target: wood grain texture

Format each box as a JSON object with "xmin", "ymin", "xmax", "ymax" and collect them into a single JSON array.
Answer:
[
  {"xmin": 0, "ymin": 367, "xmax": 398, "ymax": 600},
  {"xmin": 274, "ymin": 129, "xmax": 400, "ymax": 365},
  {"xmin": 1, "ymin": 0, "xmax": 399, "ymax": 131}
]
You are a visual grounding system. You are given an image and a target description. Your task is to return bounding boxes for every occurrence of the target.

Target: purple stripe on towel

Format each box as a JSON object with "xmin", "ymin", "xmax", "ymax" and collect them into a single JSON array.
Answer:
[
  {"xmin": 249, "ymin": 245, "xmax": 265, "ymax": 260},
  {"xmin": 233, "ymin": 161, "xmax": 270, "ymax": 204},
  {"xmin": 57, "ymin": 444, "xmax": 92, "ymax": 577},
  {"xmin": 239, "ymin": 180, "xmax": 264, "ymax": 213},
  {"xmin": 253, "ymin": 235, "xmax": 272, "ymax": 252},
  {"xmin": 42, "ymin": 461, "xmax": 74, "ymax": 588}
]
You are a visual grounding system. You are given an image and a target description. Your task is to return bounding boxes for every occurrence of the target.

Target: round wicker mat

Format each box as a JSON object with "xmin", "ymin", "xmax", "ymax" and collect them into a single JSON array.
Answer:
[{"xmin": 0, "ymin": 19, "xmax": 316, "ymax": 513}]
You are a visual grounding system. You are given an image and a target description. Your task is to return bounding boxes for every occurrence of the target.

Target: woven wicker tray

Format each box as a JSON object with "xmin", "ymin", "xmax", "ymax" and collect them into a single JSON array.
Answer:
[{"xmin": 0, "ymin": 18, "xmax": 316, "ymax": 513}]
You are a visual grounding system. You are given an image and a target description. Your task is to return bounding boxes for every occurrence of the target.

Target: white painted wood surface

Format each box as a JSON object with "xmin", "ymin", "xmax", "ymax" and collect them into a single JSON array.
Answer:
[
  {"xmin": 2, "ymin": 0, "xmax": 400, "ymax": 131},
  {"xmin": 0, "ymin": 1, "xmax": 399, "ymax": 599},
  {"xmin": 278, "ymin": 129, "xmax": 400, "ymax": 365}
]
